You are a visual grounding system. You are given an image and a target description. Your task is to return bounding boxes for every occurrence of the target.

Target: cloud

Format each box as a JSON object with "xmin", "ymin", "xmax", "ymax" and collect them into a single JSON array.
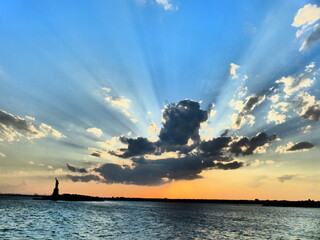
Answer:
[
  {"xmin": 102, "ymin": 87, "xmax": 111, "ymax": 93},
  {"xmin": 0, "ymin": 110, "xmax": 39, "ymax": 141},
  {"xmin": 156, "ymin": 0, "xmax": 173, "ymax": 10},
  {"xmin": 130, "ymin": 118, "xmax": 138, "ymax": 123},
  {"xmin": 300, "ymin": 125, "xmax": 312, "ymax": 134},
  {"xmin": 66, "ymin": 163, "xmax": 88, "ymax": 173},
  {"xmin": 67, "ymin": 174, "xmax": 100, "ymax": 182},
  {"xmin": 0, "ymin": 110, "xmax": 64, "ymax": 142},
  {"xmin": 200, "ymin": 136, "xmax": 231, "ymax": 157},
  {"xmin": 239, "ymin": 93, "xmax": 266, "ymax": 113},
  {"xmin": 0, "ymin": 152, "xmax": 5, "ymax": 158},
  {"xmin": 270, "ymin": 66, "xmax": 318, "ymax": 123},
  {"xmin": 105, "ymin": 96, "xmax": 131, "ymax": 112},
  {"xmin": 249, "ymin": 159, "xmax": 274, "ymax": 167},
  {"xmin": 25, "ymin": 116, "xmax": 35, "ymax": 121},
  {"xmin": 292, "ymin": 4, "xmax": 320, "ymax": 27},
  {"xmin": 38, "ymin": 123, "xmax": 65, "ymax": 139},
  {"xmin": 229, "ymin": 63, "xmax": 240, "ymax": 79},
  {"xmin": 267, "ymin": 109, "xmax": 287, "ymax": 125},
  {"xmin": 53, "ymin": 168, "xmax": 65, "ymax": 175},
  {"xmin": 287, "ymin": 142, "xmax": 315, "ymax": 151},
  {"xmin": 110, "ymin": 137, "xmax": 156, "ymax": 158},
  {"xmin": 269, "ymin": 94, "xmax": 280, "ymax": 103},
  {"xmin": 275, "ymin": 74, "xmax": 313, "ymax": 97},
  {"xmin": 292, "ymin": 4, "xmax": 320, "ymax": 51},
  {"xmin": 299, "ymin": 101, "xmax": 320, "ymax": 121},
  {"xmin": 72, "ymin": 131, "xmax": 276, "ymax": 186},
  {"xmin": 299, "ymin": 24, "xmax": 320, "ymax": 51},
  {"xmin": 214, "ymin": 161, "xmax": 243, "ymax": 170},
  {"xmin": 92, "ymin": 157, "xmax": 243, "ymax": 186},
  {"xmin": 159, "ymin": 100, "xmax": 208, "ymax": 145},
  {"xmin": 277, "ymin": 174, "xmax": 300, "ymax": 183},
  {"xmin": 267, "ymin": 101, "xmax": 290, "ymax": 125},
  {"xmin": 91, "ymin": 152, "xmax": 101, "ymax": 158},
  {"xmin": 231, "ymin": 93, "xmax": 266, "ymax": 129},
  {"xmin": 229, "ymin": 132, "xmax": 277, "ymax": 156},
  {"xmin": 293, "ymin": 92, "xmax": 320, "ymax": 121},
  {"xmin": 98, "ymin": 136, "xmax": 124, "ymax": 150},
  {"xmin": 68, "ymin": 99, "xmax": 278, "ymax": 186},
  {"xmin": 103, "ymin": 90, "xmax": 138, "ymax": 122},
  {"xmin": 276, "ymin": 141, "xmax": 315, "ymax": 153},
  {"xmin": 149, "ymin": 121, "xmax": 159, "ymax": 134},
  {"xmin": 87, "ymin": 127, "xmax": 103, "ymax": 137}
]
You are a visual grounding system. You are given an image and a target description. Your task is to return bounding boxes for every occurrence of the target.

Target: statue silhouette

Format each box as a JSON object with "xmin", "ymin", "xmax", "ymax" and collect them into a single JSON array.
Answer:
[
  {"xmin": 55, "ymin": 178, "xmax": 59, "ymax": 188},
  {"xmin": 52, "ymin": 178, "xmax": 59, "ymax": 197}
]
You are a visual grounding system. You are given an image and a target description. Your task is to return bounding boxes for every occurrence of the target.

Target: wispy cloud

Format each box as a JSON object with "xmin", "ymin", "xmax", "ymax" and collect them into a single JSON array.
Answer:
[
  {"xmin": 66, "ymin": 163, "xmax": 88, "ymax": 173},
  {"xmin": 292, "ymin": 4, "xmax": 320, "ymax": 51},
  {"xmin": 103, "ymin": 88, "xmax": 138, "ymax": 123},
  {"xmin": 87, "ymin": 127, "xmax": 103, "ymax": 138},
  {"xmin": 229, "ymin": 63, "xmax": 240, "ymax": 79},
  {"xmin": 156, "ymin": 0, "xmax": 173, "ymax": 10},
  {"xmin": 0, "ymin": 110, "xmax": 64, "ymax": 142},
  {"xmin": 230, "ymin": 93, "xmax": 266, "ymax": 129},
  {"xmin": 277, "ymin": 174, "xmax": 300, "ymax": 183},
  {"xmin": 276, "ymin": 141, "xmax": 315, "ymax": 153},
  {"xmin": 293, "ymin": 92, "xmax": 320, "ymax": 121}
]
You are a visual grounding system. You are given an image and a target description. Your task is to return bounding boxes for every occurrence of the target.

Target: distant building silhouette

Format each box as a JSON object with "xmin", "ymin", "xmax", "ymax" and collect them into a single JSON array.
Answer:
[{"xmin": 52, "ymin": 178, "xmax": 59, "ymax": 197}]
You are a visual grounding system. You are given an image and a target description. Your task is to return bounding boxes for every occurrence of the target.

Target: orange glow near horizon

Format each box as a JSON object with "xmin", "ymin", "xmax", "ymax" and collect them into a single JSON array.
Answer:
[{"xmin": 3, "ymin": 167, "xmax": 319, "ymax": 201}]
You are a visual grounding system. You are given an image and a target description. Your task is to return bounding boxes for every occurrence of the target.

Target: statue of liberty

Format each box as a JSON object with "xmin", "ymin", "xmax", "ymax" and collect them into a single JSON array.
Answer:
[{"xmin": 52, "ymin": 178, "xmax": 59, "ymax": 197}]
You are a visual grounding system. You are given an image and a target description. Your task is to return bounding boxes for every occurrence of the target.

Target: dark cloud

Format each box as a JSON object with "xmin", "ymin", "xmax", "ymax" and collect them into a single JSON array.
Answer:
[
  {"xmin": 0, "ymin": 110, "xmax": 37, "ymax": 133},
  {"xmin": 301, "ymin": 104, "xmax": 320, "ymax": 121},
  {"xmin": 200, "ymin": 137, "xmax": 231, "ymax": 157},
  {"xmin": 277, "ymin": 174, "xmax": 299, "ymax": 183},
  {"xmin": 110, "ymin": 137, "xmax": 156, "ymax": 158},
  {"xmin": 293, "ymin": 93, "xmax": 320, "ymax": 121},
  {"xmin": 70, "ymin": 133, "xmax": 276, "ymax": 186},
  {"xmin": 232, "ymin": 93, "xmax": 266, "ymax": 129},
  {"xmin": 215, "ymin": 161, "xmax": 244, "ymax": 170},
  {"xmin": 302, "ymin": 24, "xmax": 320, "ymax": 50},
  {"xmin": 287, "ymin": 142, "xmax": 315, "ymax": 151},
  {"xmin": 229, "ymin": 132, "xmax": 277, "ymax": 155},
  {"xmin": 91, "ymin": 152, "xmax": 101, "ymax": 158},
  {"xmin": 66, "ymin": 163, "xmax": 88, "ymax": 173},
  {"xmin": 243, "ymin": 95, "xmax": 264, "ymax": 114},
  {"xmin": 220, "ymin": 129, "xmax": 229, "ymax": 137},
  {"xmin": 68, "ymin": 131, "xmax": 276, "ymax": 185},
  {"xmin": 67, "ymin": 174, "xmax": 100, "ymax": 182},
  {"xmin": 159, "ymin": 100, "xmax": 208, "ymax": 145},
  {"xmin": 0, "ymin": 109, "xmax": 63, "ymax": 141},
  {"xmin": 90, "ymin": 156, "xmax": 242, "ymax": 186},
  {"xmin": 93, "ymin": 157, "xmax": 201, "ymax": 186},
  {"xmin": 67, "ymin": 99, "xmax": 278, "ymax": 186},
  {"xmin": 0, "ymin": 110, "xmax": 39, "ymax": 142}
]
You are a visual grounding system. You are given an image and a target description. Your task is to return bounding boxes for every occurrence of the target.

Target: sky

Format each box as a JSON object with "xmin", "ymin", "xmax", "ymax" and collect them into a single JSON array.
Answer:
[{"xmin": 1, "ymin": 0, "xmax": 320, "ymax": 200}]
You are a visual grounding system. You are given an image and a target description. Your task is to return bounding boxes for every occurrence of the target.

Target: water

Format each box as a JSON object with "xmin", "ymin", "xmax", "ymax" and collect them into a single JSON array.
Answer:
[{"xmin": 1, "ymin": 196, "xmax": 320, "ymax": 240}]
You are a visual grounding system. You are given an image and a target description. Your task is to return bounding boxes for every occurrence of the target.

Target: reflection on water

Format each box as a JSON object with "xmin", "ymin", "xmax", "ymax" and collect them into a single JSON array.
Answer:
[{"xmin": 1, "ymin": 196, "xmax": 320, "ymax": 239}]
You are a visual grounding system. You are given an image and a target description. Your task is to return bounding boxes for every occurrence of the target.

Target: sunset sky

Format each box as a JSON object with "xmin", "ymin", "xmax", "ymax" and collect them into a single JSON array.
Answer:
[{"xmin": 1, "ymin": 0, "xmax": 320, "ymax": 200}]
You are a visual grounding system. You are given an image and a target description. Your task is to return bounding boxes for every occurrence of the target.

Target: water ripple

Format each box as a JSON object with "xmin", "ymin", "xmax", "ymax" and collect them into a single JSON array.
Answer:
[{"xmin": 1, "ymin": 197, "xmax": 320, "ymax": 239}]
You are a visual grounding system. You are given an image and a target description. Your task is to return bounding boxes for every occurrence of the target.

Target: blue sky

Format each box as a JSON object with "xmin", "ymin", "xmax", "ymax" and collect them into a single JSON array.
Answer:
[{"xmin": 1, "ymin": 0, "xmax": 320, "ymax": 199}]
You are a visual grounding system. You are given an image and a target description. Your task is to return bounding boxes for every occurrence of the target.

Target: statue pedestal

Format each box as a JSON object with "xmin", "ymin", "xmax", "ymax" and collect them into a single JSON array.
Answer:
[{"xmin": 52, "ymin": 187, "xmax": 59, "ymax": 197}]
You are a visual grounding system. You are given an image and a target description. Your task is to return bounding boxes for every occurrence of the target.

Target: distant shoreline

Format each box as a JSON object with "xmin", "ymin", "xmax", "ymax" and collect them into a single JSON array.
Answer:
[{"xmin": 1, "ymin": 194, "xmax": 320, "ymax": 208}]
